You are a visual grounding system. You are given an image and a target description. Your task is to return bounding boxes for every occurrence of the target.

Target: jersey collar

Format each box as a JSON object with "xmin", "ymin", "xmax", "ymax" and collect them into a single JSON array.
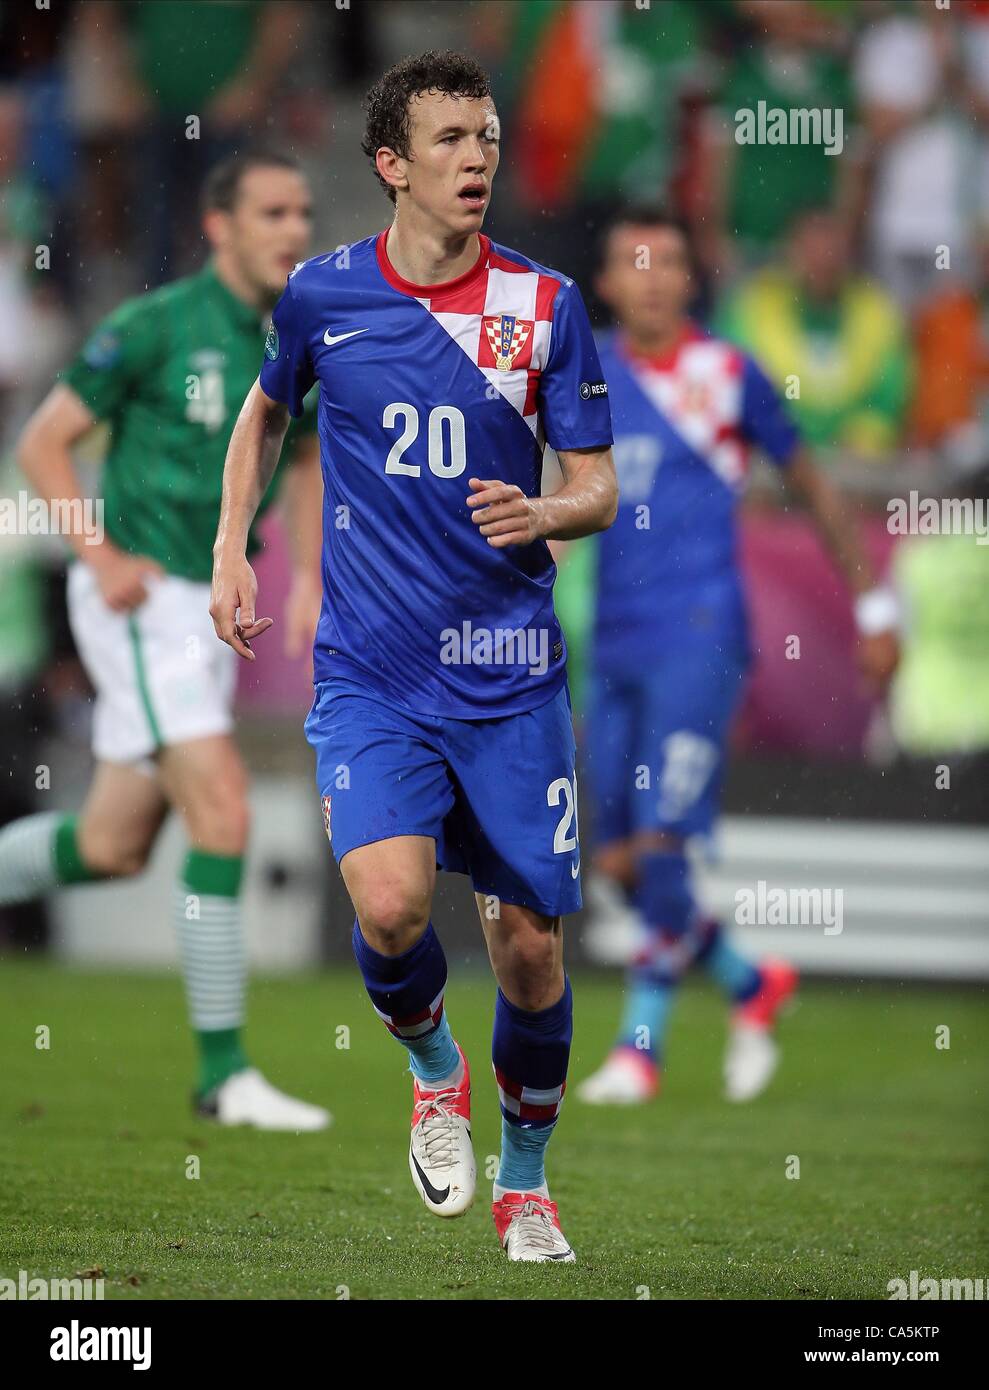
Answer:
[
  {"xmin": 618, "ymin": 322, "xmax": 702, "ymax": 372},
  {"xmin": 375, "ymin": 227, "xmax": 490, "ymax": 298},
  {"xmin": 199, "ymin": 262, "xmax": 268, "ymax": 334}
]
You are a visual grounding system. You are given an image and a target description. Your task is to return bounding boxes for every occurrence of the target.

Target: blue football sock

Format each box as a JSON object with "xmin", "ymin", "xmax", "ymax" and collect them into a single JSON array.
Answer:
[
  {"xmin": 633, "ymin": 851, "xmax": 694, "ymax": 963},
  {"xmin": 352, "ymin": 919, "xmax": 461, "ymax": 1084},
  {"xmin": 617, "ymin": 975, "xmax": 676, "ymax": 1063},
  {"xmin": 696, "ymin": 921, "xmax": 762, "ymax": 1003},
  {"xmin": 496, "ymin": 1121, "xmax": 552, "ymax": 1197},
  {"xmin": 611, "ymin": 850, "xmax": 701, "ymax": 1060},
  {"xmin": 493, "ymin": 980, "xmax": 572, "ymax": 1194},
  {"xmin": 406, "ymin": 1011, "xmax": 461, "ymax": 1085}
]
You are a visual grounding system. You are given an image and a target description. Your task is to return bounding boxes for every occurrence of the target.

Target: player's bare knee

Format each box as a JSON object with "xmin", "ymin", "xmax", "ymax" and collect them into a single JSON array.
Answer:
[
  {"xmin": 182, "ymin": 782, "xmax": 250, "ymax": 855},
  {"xmin": 513, "ymin": 929, "xmax": 558, "ymax": 974},
  {"xmin": 503, "ymin": 946, "xmax": 561, "ymax": 1012},
  {"xmin": 359, "ymin": 907, "xmax": 429, "ymax": 955},
  {"xmin": 357, "ymin": 887, "xmax": 430, "ymax": 954},
  {"xmin": 221, "ymin": 794, "xmax": 250, "ymax": 852}
]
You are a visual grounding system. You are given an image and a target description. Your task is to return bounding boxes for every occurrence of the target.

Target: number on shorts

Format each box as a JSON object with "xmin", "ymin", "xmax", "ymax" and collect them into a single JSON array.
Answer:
[
  {"xmin": 548, "ymin": 773, "xmax": 579, "ymax": 854},
  {"xmin": 657, "ymin": 731, "xmax": 718, "ymax": 822}
]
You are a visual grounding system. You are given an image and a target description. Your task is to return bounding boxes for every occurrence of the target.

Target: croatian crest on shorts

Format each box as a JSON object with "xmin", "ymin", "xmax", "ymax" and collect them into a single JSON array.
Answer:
[
  {"xmin": 321, "ymin": 795, "xmax": 332, "ymax": 842},
  {"xmin": 484, "ymin": 313, "xmax": 533, "ymax": 371}
]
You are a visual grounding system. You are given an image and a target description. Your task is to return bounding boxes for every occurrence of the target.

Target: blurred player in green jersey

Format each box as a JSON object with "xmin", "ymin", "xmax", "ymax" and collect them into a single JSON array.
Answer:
[{"xmin": 0, "ymin": 151, "xmax": 330, "ymax": 1131}]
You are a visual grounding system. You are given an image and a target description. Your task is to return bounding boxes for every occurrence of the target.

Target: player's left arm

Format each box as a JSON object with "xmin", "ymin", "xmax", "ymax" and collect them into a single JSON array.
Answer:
[
  {"xmin": 468, "ymin": 445, "xmax": 617, "ymax": 547},
  {"xmin": 739, "ymin": 352, "xmax": 899, "ymax": 690},
  {"xmin": 782, "ymin": 447, "xmax": 900, "ymax": 689},
  {"xmin": 279, "ymin": 432, "xmax": 323, "ymax": 660}
]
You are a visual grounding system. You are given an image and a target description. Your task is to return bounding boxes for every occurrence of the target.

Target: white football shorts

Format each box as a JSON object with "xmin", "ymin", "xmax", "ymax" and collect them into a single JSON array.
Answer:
[{"xmin": 67, "ymin": 563, "xmax": 238, "ymax": 764}]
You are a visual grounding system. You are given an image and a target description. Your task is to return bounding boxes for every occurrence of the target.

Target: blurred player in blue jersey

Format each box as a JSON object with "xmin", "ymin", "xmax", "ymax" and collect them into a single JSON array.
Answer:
[
  {"xmin": 575, "ymin": 207, "xmax": 899, "ymax": 1107},
  {"xmin": 210, "ymin": 52, "xmax": 617, "ymax": 1262}
]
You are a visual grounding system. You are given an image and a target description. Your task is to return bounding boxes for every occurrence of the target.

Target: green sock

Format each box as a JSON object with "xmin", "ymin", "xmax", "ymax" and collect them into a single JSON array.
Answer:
[
  {"xmin": 54, "ymin": 815, "xmax": 101, "ymax": 884},
  {"xmin": 0, "ymin": 812, "xmax": 104, "ymax": 906},
  {"xmin": 196, "ymin": 1027, "xmax": 250, "ymax": 1097},
  {"xmin": 173, "ymin": 849, "xmax": 249, "ymax": 1097}
]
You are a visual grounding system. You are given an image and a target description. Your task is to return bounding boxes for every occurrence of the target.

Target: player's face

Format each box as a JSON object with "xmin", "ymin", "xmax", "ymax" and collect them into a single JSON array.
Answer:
[
  {"xmin": 401, "ymin": 91, "xmax": 500, "ymax": 234},
  {"xmin": 218, "ymin": 166, "xmax": 314, "ymax": 300},
  {"xmin": 597, "ymin": 225, "xmax": 692, "ymax": 338}
]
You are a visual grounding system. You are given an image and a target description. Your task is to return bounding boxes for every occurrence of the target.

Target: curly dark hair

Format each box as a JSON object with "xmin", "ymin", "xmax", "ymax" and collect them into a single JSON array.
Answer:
[{"xmin": 361, "ymin": 50, "xmax": 492, "ymax": 204}]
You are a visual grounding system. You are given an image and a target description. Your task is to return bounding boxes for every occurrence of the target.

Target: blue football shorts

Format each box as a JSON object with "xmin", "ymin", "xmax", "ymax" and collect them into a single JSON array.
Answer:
[
  {"xmin": 585, "ymin": 637, "xmax": 748, "ymax": 844},
  {"xmin": 305, "ymin": 675, "xmax": 582, "ymax": 917}
]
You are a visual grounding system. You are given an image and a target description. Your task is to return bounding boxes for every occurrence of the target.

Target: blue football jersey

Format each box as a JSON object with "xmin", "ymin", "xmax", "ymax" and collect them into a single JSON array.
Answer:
[
  {"xmin": 592, "ymin": 326, "xmax": 800, "ymax": 673},
  {"xmin": 260, "ymin": 231, "xmax": 612, "ymax": 717}
]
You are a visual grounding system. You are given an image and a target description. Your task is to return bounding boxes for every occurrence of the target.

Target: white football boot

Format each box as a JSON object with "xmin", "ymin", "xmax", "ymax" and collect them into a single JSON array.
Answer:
[
  {"xmin": 724, "ymin": 1028, "xmax": 780, "ymax": 1103},
  {"xmin": 408, "ymin": 1046, "xmax": 475, "ymax": 1218},
  {"xmin": 199, "ymin": 1068, "xmax": 331, "ymax": 1131},
  {"xmin": 724, "ymin": 959, "xmax": 798, "ymax": 1102},
  {"xmin": 576, "ymin": 1045, "xmax": 660, "ymax": 1105},
  {"xmin": 493, "ymin": 1192, "xmax": 576, "ymax": 1263}
]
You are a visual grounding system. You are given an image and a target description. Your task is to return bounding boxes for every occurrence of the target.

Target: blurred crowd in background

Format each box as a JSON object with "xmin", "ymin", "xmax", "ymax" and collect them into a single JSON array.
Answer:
[{"xmin": 1, "ymin": 0, "xmax": 988, "ymax": 829}]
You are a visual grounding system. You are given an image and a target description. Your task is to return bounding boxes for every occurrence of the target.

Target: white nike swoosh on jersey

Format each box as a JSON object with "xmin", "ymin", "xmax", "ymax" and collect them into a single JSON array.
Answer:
[
  {"xmin": 323, "ymin": 328, "xmax": 368, "ymax": 346},
  {"xmin": 571, "ymin": 861, "xmax": 580, "ymax": 880}
]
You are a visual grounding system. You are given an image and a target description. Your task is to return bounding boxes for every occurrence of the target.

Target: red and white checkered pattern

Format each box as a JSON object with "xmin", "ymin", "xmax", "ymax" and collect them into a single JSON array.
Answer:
[
  {"xmin": 627, "ymin": 332, "xmax": 750, "ymax": 489},
  {"xmin": 494, "ymin": 1066, "xmax": 566, "ymax": 1125},
  {"xmin": 379, "ymin": 233, "xmax": 563, "ymax": 442},
  {"xmin": 373, "ymin": 987, "xmax": 445, "ymax": 1041},
  {"xmin": 484, "ymin": 315, "xmax": 533, "ymax": 371}
]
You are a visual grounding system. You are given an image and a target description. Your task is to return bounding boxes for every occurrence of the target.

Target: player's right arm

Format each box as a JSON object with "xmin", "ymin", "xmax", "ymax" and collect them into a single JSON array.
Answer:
[
  {"xmin": 210, "ymin": 380, "xmax": 292, "ymax": 661},
  {"xmin": 212, "ymin": 271, "xmax": 316, "ymax": 661},
  {"xmin": 16, "ymin": 383, "xmax": 163, "ymax": 611},
  {"xmin": 212, "ymin": 269, "xmax": 318, "ymax": 660}
]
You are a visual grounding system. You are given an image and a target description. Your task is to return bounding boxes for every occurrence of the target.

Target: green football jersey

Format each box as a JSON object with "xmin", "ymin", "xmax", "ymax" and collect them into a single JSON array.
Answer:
[{"xmin": 62, "ymin": 263, "xmax": 315, "ymax": 582}]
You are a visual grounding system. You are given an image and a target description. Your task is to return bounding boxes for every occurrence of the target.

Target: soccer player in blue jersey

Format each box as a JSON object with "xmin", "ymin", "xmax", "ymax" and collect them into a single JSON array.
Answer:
[
  {"xmin": 574, "ymin": 206, "xmax": 899, "ymax": 1107},
  {"xmin": 210, "ymin": 52, "xmax": 617, "ymax": 1262}
]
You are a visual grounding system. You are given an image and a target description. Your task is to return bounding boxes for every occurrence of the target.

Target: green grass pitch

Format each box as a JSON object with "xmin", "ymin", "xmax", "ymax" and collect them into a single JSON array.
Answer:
[{"xmin": 1, "ymin": 960, "xmax": 986, "ymax": 1300}]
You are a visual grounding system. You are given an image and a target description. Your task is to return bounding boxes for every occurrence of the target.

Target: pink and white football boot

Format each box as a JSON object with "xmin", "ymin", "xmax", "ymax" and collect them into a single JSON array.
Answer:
[
  {"xmin": 724, "ymin": 958, "xmax": 799, "ymax": 1102},
  {"xmin": 408, "ymin": 1045, "xmax": 475, "ymax": 1217},
  {"xmin": 493, "ymin": 1191, "xmax": 576, "ymax": 1263},
  {"xmin": 576, "ymin": 1044, "xmax": 660, "ymax": 1105}
]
